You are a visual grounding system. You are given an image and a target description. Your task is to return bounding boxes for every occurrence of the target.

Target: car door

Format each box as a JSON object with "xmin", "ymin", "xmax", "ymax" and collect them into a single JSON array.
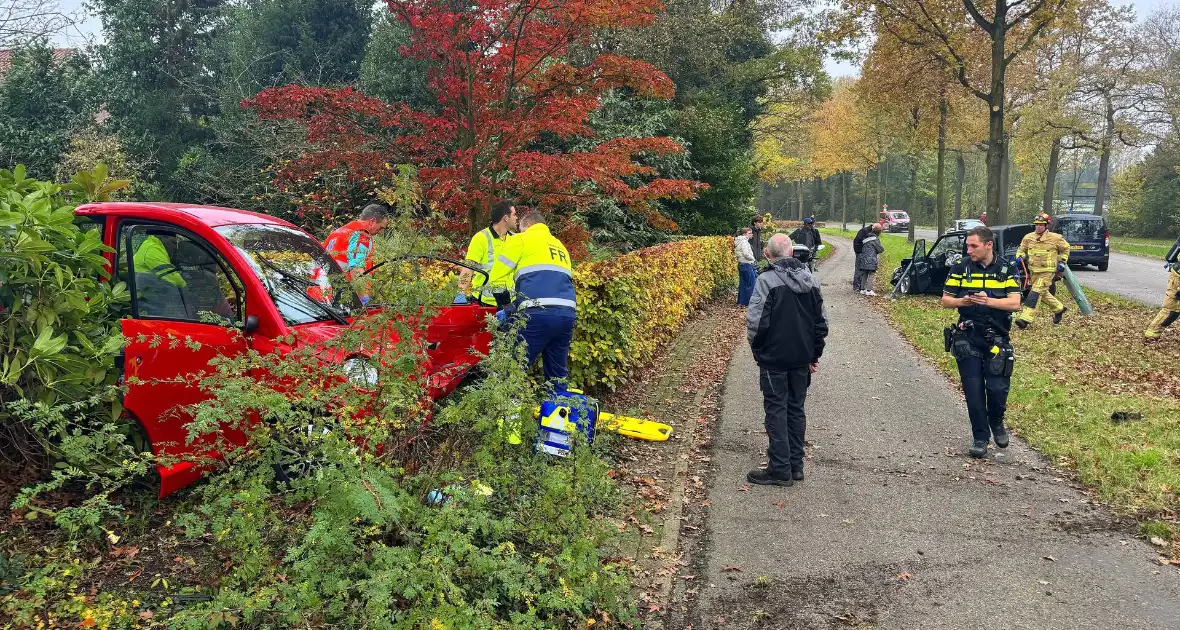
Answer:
[
  {"xmin": 115, "ymin": 222, "xmax": 250, "ymax": 496},
  {"xmin": 926, "ymin": 234, "xmax": 965, "ymax": 290},
  {"xmin": 907, "ymin": 239, "xmax": 931, "ymax": 293}
]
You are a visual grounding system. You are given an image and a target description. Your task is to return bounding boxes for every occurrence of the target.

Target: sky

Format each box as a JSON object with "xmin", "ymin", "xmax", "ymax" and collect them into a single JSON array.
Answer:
[{"xmin": 52, "ymin": 0, "xmax": 1178, "ymax": 78}]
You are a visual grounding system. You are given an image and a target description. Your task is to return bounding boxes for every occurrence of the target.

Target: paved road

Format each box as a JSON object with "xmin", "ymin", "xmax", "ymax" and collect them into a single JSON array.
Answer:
[
  {"xmin": 687, "ymin": 237, "xmax": 1180, "ymax": 630},
  {"xmin": 907, "ymin": 227, "xmax": 1168, "ymax": 307}
]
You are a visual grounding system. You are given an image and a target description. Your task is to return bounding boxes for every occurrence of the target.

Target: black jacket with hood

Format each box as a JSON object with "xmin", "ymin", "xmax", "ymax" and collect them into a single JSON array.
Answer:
[{"xmin": 746, "ymin": 257, "xmax": 829, "ymax": 370}]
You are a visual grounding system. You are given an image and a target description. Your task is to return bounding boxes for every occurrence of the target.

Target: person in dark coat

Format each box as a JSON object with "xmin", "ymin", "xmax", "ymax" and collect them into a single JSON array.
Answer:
[
  {"xmin": 750, "ymin": 216, "xmax": 765, "ymax": 262},
  {"xmin": 852, "ymin": 224, "xmax": 874, "ymax": 290},
  {"xmin": 745, "ymin": 233, "xmax": 829, "ymax": 487},
  {"xmin": 855, "ymin": 224, "xmax": 885, "ymax": 296}
]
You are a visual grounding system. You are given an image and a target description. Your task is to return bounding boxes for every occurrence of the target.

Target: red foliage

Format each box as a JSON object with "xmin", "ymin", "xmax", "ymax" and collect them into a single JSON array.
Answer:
[{"xmin": 245, "ymin": 0, "xmax": 707, "ymax": 233}]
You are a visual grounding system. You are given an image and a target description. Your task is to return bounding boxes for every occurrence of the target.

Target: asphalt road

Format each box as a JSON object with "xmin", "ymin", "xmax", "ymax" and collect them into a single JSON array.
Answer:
[
  {"xmin": 687, "ymin": 237, "xmax": 1180, "ymax": 630},
  {"xmin": 907, "ymin": 227, "xmax": 1168, "ymax": 307}
]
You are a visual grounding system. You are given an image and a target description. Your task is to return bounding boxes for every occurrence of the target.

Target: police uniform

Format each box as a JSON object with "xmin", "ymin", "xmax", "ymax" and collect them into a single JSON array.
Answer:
[
  {"xmin": 943, "ymin": 256, "xmax": 1020, "ymax": 449},
  {"xmin": 1015, "ymin": 226, "xmax": 1070, "ymax": 326},
  {"xmin": 497, "ymin": 223, "xmax": 577, "ymax": 386},
  {"xmin": 463, "ymin": 225, "xmax": 513, "ymax": 306},
  {"xmin": 1145, "ymin": 263, "xmax": 1180, "ymax": 339}
]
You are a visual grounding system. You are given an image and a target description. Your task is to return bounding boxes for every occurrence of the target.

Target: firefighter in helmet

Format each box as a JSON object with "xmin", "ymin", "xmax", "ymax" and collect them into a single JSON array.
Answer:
[{"xmin": 1014, "ymin": 213, "xmax": 1071, "ymax": 328}]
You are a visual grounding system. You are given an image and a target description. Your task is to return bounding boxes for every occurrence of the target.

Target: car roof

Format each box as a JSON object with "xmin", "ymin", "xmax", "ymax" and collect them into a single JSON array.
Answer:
[
  {"xmin": 1054, "ymin": 213, "xmax": 1104, "ymax": 220},
  {"xmin": 75, "ymin": 202, "xmax": 299, "ymax": 229}
]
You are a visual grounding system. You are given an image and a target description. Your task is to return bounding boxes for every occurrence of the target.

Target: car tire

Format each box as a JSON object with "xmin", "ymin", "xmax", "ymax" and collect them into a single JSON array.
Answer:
[
  {"xmin": 1097, "ymin": 259, "xmax": 1109, "ymax": 271},
  {"xmin": 898, "ymin": 274, "xmax": 912, "ymax": 295}
]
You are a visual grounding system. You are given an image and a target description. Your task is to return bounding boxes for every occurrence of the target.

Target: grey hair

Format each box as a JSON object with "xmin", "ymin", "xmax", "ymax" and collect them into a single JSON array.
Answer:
[
  {"xmin": 359, "ymin": 202, "xmax": 391, "ymax": 221},
  {"xmin": 767, "ymin": 233, "xmax": 793, "ymax": 259}
]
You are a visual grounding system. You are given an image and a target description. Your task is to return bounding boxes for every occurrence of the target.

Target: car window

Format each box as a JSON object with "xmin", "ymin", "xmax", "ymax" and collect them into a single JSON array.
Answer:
[
  {"xmin": 75, "ymin": 215, "xmax": 105, "ymax": 236},
  {"xmin": 118, "ymin": 224, "xmax": 244, "ymax": 325},
  {"xmin": 929, "ymin": 234, "xmax": 965, "ymax": 266},
  {"xmin": 1055, "ymin": 219, "xmax": 1105, "ymax": 242}
]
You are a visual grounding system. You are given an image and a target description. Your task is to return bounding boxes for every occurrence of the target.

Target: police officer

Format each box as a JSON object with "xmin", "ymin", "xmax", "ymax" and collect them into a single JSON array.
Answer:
[
  {"xmin": 497, "ymin": 210, "xmax": 577, "ymax": 389},
  {"xmin": 458, "ymin": 200, "xmax": 518, "ymax": 305},
  {"xmin": 1145, "ymin": 261, "xmax": 1180, "ymax": 340},
  {"xmin": 1014, "ymin": 212, "xmax": 1071, "ymax": 328},
  {"xmin": 942, "ymin": 226, "xmax": 1022, "ymax": 458}
]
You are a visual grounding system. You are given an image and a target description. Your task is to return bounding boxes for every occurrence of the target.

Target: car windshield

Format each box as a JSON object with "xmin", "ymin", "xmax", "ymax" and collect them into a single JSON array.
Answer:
[
  {"xmin": 1055, "ymin": 219, "xmax": 1105, "ymax": 242},
  {"xmin": 216, "ymin": 223, "xmax": 362, "ymax": 325},
  {"xmin": 891, "ymin": 212, "xmax": 908, "ymax": 219}
]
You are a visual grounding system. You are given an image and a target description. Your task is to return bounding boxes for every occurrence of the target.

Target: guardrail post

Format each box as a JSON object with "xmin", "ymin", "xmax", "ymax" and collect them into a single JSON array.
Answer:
[{"xmin": 1061, "ymin": 266, "xmax": 1095, "ymax": 316}]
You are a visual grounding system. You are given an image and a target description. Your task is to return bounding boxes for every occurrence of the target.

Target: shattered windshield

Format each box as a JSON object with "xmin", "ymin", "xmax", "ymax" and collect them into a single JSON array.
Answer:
[{"xmin": 216, "ymin": 224, "xmax": 362, "ymax": 325}]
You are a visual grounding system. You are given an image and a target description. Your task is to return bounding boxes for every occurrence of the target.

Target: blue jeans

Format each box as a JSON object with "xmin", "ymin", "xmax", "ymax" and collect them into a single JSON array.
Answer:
[
  {"xmin": 956, "ymin": 352, "xmax": 1011, "ymax": 443},
  {"xmin": 518, "ymin": 308, "xmax": 577, "ymax": 388},
  {"xmin": 737, "ymin": 263, "xmax": 758, "ymax": 306}
]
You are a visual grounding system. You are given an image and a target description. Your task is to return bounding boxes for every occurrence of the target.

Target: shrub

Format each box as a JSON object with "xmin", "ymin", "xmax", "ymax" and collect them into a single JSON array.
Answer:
[{"xmin": 570, "ymin": 236, "xmax": 736, "ymax": 390}]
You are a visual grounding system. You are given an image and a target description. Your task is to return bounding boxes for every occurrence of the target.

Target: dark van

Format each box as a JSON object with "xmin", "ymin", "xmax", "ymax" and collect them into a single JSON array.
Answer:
[{"xmin": 1053, "ymin": 214, "xmax": 1109, "ymax": 271}]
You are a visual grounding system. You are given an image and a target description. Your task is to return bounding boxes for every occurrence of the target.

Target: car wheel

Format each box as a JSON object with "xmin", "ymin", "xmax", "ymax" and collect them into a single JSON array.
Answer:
[
  {"xmin": 273, "ymin": 423, "xmax": 332, "ymax": 484},
  {"xmin": 1097, "ymin": 260, "xmax": 1109, "ymax": 271},
  {"xmin": 898, "ymin": 274, "xmax": 912, "ymax": 294}
]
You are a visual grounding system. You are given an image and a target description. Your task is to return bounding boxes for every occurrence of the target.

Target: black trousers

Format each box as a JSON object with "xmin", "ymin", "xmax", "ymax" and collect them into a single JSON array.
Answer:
[
  {"xmin": 955, "ymin": 352, "xmax": 1011, "ymax": 443},
  {"xmin": 760, "ymin": 366, "xmax": 810, "ymax": 478}
]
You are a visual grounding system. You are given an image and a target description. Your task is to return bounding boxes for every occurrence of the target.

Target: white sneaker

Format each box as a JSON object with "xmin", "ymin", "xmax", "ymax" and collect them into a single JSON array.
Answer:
[{"xmin": 867, "ymin": 290, "xmax": 877, "ymax": 296}]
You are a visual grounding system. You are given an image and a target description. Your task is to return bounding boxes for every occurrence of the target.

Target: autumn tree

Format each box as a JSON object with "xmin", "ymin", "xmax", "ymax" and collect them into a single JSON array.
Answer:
[
  {"xmin": 852, "ymin": 0, "xmax": 1070, "ymax": 223},
  {"xmin": 247, "ymin": 0, "xmax": 705, "ymax": 238}
]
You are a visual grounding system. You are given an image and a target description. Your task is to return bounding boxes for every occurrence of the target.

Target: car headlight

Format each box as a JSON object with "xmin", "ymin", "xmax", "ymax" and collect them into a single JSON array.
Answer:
[{"xmin": 343, "ymin": 357, "xmax": 379, "ymax": 388}]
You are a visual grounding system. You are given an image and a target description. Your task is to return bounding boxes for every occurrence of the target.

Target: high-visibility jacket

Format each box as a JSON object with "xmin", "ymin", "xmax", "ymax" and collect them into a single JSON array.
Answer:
[
  {"xmin": 134, "ymin": 235, "xmax": 186, "ymax": 288},
  {"xmin": 1016, "ymin": 231, "xmax": 1071, "ymax": 274},
  {"xmin": 323, "ymin": 220, "xmax": 378, "ymax": 278},
  {"xmin": 498, "ymin": 223, "xmax": 576, "ymax": 311},
  {"xmin": 464, "ymin": 226, "xmax": 513, "ymax": 305}
]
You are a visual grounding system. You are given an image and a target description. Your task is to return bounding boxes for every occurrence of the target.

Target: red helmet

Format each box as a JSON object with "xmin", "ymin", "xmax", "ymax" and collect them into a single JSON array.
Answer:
[{"xmin": 1034, "ymin": 212, "xmax": 1052, "ymax": 225}]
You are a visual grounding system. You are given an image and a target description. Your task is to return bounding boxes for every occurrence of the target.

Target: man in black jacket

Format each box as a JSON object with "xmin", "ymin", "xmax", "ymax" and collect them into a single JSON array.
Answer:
[
  {"xmin": 745, "ymin": 234, "xmax": 830, "ymax": 486},
  {"xmin": 750, "ymin": 216, "xmax": 765, "ymax": 262}
]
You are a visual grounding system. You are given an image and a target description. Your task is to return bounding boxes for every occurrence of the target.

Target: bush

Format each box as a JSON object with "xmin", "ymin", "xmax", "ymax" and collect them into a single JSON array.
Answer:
[{"xmin": 570, "ymin": 236, "xmax": 736, "ymax": 390}]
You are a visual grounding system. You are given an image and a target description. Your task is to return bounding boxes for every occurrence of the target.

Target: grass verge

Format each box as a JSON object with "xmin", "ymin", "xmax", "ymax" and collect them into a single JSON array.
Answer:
[
  {"xmin": 822, "ymin": 227, "xmax": 1180, "ymax": 553},
  {"xmin": 1110, "ymin": 236, "xmax": 1175, "ymax": 260}
]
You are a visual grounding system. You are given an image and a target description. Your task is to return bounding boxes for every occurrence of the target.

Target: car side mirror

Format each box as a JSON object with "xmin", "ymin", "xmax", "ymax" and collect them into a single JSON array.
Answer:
[{"xmin": 243, "ymin": 314, "xmax": 260, "ymax": 335}]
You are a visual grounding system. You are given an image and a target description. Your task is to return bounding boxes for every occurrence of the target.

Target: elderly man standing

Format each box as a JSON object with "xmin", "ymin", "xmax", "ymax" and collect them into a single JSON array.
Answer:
[{"xmin": 745, "ymin": 234, "xmax": 829, "ymax": 486}]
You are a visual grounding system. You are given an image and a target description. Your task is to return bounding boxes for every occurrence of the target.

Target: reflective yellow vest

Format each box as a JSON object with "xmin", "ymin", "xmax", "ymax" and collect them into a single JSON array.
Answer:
[
  {"xmin": 464, "ymin": 227, "xmax": 513, "ymax": 305},
  {"xmin": 498, "ymin": 224, "xmax": 576, "ymax": 311}
]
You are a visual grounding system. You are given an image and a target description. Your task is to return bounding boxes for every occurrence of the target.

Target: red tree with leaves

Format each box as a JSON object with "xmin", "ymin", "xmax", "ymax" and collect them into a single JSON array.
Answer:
[{"xmin": 245, "ymin": 0, "xmax": 705, "ymax": 240}]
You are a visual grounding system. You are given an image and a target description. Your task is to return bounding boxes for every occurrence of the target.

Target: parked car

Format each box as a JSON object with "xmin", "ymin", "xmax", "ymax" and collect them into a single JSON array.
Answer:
[
  {"xmin": 75, "ymin": 202, "xmax": 495, "ymax": 496},
  {"xmin": 948, "ymin": 218, "xmax": 983, "ymax": 232},
  {"xmin": 879, "ymin": 210, "xmax": 911, "ymax": 233},
  {"xmin": 1052, "ymin": 213, "xmax": 1109, "ymax": 271},
  {"xmin": 890, "ymin": 223, "xmax": 1035, "ymax": 295}
]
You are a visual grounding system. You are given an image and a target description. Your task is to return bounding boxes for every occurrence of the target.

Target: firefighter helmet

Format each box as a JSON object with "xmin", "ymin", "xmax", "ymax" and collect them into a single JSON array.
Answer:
[{"xmin": 1033, "ymin": 212, "xmax": 1052, "ymax": 225}]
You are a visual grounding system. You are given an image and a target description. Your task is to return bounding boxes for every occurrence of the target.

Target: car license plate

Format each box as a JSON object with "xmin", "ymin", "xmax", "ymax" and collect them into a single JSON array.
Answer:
[{"xmin": 1071, "ymin": 245, "xmax": 1084, "ymax": 250}]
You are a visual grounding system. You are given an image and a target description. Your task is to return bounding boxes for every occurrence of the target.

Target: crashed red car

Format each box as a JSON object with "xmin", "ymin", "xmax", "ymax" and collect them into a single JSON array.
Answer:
[{"xmin": 76, "ymin": 203, "xmax": 494, "ymax": 497}]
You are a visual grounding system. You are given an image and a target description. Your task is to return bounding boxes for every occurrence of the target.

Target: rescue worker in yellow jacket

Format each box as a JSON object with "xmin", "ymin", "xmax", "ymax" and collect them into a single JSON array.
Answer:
[
  {"xmin": 1014, "ymin": 213, "xmax": 1071, "ymax": 328},
  {"xmin": 457, "ymin": 200, "xmax": 517, "ymax": 305},
  {"xmin": 496, "ymin": 210, "xmax": 577, "ymax": 390},
  {"xmin": 1145, "ymin": 262, "xmax": 1180, "ymax": 340}
]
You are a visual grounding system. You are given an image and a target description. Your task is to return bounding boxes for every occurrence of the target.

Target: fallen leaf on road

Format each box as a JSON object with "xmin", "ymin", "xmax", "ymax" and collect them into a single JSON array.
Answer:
[
  {"xmin": 1149, "ymin": 536, "xmax": 1168, "ymax": 547},
  {"xmin": 895, "ymin": 572, "xmax": 912, "ymax": 581},
  {"xmin": 775, "ymin": 501, "xmax": 785, "ymax": 509},
  {"xmin": 841, "ymin": 519, "xmax": 855, "ymax": 525},
  {"xmin": 738, "ymin": 484, "xmax": 750, "ymax": 492},
  {"xmin": 1038, "ymin": 580, "xmax": 1049, "ymax": 585},
  {"xmin": 721, "ymin": 564, "xmax": 742, "ymax": 572},
  {"xmin": 1043, "ymin": 555, "xmax": 1056, "ymax": 562}
]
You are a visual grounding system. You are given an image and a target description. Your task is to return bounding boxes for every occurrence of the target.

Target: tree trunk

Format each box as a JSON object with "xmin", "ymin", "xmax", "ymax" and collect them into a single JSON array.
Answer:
[
  {"xmin": 863, "ymin": 167, "xmax": 871, "ymax": 227},
  {"xmin": 998, "ymin": 138, "xmax": 1011, "ymax": 223},
  {"xmin": 875, "ymin": 162, "xmax": 882, "ymax": 219},
  {"xmin": 797, "ymin": 180, "xmax": 804, "ymax": 220},
  {"xmin": 1043, "ymin": 137, "xmax": 1061, "ymax": 215},
  {"xmin": 1094, "ymin": 95, "xmax": 1115, "ymax": 216},
  {"xmin": 841, "ymin": 171, "xmax": 849, "ymax": 231},
  {"xmin": 828, "ymin": 175, "xmax": 836, "ymax": 220},
  {"xmin": 937, "ymin": 97, "xmax": 948, "ymax": 236},
  {"xmin": 954, "ymin": 153, "xmax": 965, "ymax": 220},
  {"xmin": 908, "ymin": 154, "xmax": 919, "ymax": 243},
  {"xmin": 984, "ymin": 3, "xmax": 1008, "ymax": 222}
]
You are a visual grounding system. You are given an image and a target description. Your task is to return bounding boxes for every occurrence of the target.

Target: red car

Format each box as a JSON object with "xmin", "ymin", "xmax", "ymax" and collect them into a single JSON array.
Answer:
[{"xmin": 75, "ymin": 203, "xmax": 495, "ymax": 497}]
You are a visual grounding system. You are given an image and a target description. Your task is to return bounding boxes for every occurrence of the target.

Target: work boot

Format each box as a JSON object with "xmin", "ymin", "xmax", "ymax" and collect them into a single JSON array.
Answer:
[
  {"xmin": 1014, "ymin": 319, "xmax": 1029, "ymax": 330},
  {"xmin": 746, "ymin": 469, "xmax": 793, "ymax": 487},
  {"xmin": 1145, "ymin": 330, "xmax": 1161, "ymax": 341},
  {"xmin": 792, "ymin": 470, "xmax": 805, "ymax": 482},
  {"xmin": 968, "ymin": 440, "xmax": 988, "ymax": 458},
  {"xmin": 991, "ymin": 422, "xmax": 1010, "ymax": 448},
  {"xmin": 1053, "ymin": 307, "xmax": 1066, "ymax": 325}
]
